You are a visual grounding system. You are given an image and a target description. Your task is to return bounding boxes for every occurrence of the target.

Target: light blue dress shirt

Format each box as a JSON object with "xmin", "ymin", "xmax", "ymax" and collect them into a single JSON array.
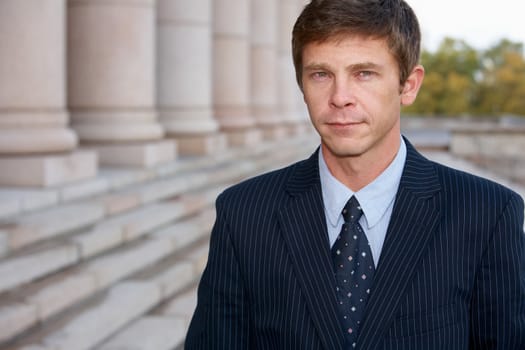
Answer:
[{"xmin": 319, "ymin": 138, "xmax": 407, "ymax": 267}]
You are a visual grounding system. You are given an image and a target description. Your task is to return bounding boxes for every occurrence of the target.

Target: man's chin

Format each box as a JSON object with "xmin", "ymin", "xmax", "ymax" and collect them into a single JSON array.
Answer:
[{"xmin": 321, "ymin": 143, "xmax": 365, "ymax": 159}]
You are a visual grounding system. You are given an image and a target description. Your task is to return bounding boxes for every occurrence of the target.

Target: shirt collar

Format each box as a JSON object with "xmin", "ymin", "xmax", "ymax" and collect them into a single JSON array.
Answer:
[{"xmin": 319, "ymin": 138, "xmax": 407, "ymax": 229}]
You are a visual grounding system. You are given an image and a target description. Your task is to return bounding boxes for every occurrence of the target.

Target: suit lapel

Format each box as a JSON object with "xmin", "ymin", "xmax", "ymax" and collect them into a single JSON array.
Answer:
[
  {"xmin": 278, "ymin": 150, "xmax": 345, "ymax": 350},
  {"xmin": 357, "ymin": 140, "xmax": 442, "ymax": 350}
]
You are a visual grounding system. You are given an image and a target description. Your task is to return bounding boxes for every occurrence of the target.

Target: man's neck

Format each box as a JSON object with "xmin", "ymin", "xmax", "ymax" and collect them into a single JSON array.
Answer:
[{"xmin": 321, "ymin": 137, "xmax": 401, "ymax": 192}]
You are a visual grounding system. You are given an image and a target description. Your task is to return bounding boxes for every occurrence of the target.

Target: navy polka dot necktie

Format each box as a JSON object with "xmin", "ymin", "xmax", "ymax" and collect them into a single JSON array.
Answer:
[{"xmin": 332, "ymin": 196, "xmax": 375, "ymax": 348}]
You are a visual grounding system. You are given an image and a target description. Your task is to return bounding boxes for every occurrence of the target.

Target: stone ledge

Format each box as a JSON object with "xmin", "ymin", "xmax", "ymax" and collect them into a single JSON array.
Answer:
[
  {"xmin": 42, "ymin": 282, "xmax": 161, "ymax": 350},
  {"xmin": 98, "ymin": 316, "xmax": 186, "ymax": 350},
  {"xmin": 226, "ymin": 128, "xmax": 264, "ymax": 147},
  {"xmin": 125, "ymin": 175, "xmax": 198, "ymax": 204},
  {"xmin": 26, "ymin": 272, "xmax": 98, "ymax": 321},
  {"xmin": 161, "ymin": 288, "xmax": 198, "ymax": 329},
  {"xmin": 0, "ymin": 189, "xmax": 58, "ymax": 221},
  {"xmin": 151, "ymin": 262, "xmax": 195, "ymax": 300},
  {"xmin": 90, "ymin": 192, "xmax": 141, "ymax": 216},
  {"xmin": 451, "ymin": 132, "xmax": 525, "ymax": 159},
  {"xmin": 20, "ymin": 345, "xmax": 58, "ymax": 350},
  {"xmin": 0, "ymin": 135, "xmax": 321, "ymax": 348},
  {"xmin": 2, "ymin": 211, "xmax": 213, "ymax": 344},
  {"xmin": 422, "ymin": 151, "xmax": 525, "ymax": 201},
  {"xmin": 0, "ymin": 135, "xmax": 317, "ymax": 220},
  {"xmin": 0, "ymin": 151, "xmax": 97, "ymax": 187},
  {"xmin": 58, "ymin": 177, "xmax": 110, "ymax": 202},
  {"xmin": 88, "ymin": 140, "xmax": 177, "ymax": 168},
  {"xmin": 174, "ymin": 133, "xmax": 228, "ymax": 156},
  {"xmin": 184, "ymin": 244, "xmax": 210, "ymax": 275},
  {"xmin": 100, "ymin": 202, "xmax": 187, "ymax": 242},
  {"xmin": 0, "ymin": 231, "xmax": 8, "ymax": 257},
  {"xmin": 0, "ymin": 244, "xmax": 79, "ymax": 294},
  {"xmin": 0, "ymin": 197, "xmax": 20, "ymax": 221},
  {"xmin": 153, "ymin": 209, "xmax": 215, "ymax": 251},
  {"xmin": 0, "ymin": 303, "xmax": 38, "ymax": 344},
  {"xmin": 83, "ymin": 238, "xmax": 174, "ymax": 290},
  {"xmin": 3, "ymin": 203, "xmax": 105, "ymax": 252},
  {"xmin": 71, "ymin": 224, "xmax": 124, "ymax": 259},
  {"xmin": 451, "ymin": 124, "xmax": 525, "ymax": 134}
]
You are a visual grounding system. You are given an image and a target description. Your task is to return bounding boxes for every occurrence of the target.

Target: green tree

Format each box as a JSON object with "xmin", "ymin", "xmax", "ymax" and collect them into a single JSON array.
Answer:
[
  {"xmin": 476, "ymin": 41, "xmax": 525, "ymax": 115},
  {"xmin": 404, "ymin": 37, "xmax": 480, "ymax": 116},
  {"xmin": 405, "ymin": 37, "xmax": 525, "ymax": 117}
]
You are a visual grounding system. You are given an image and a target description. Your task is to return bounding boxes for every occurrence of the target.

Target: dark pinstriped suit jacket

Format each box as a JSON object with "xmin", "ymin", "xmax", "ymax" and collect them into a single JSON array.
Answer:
[{"xmin": 185, "ymin": 139, "xmax": 525, "ymax": 350}]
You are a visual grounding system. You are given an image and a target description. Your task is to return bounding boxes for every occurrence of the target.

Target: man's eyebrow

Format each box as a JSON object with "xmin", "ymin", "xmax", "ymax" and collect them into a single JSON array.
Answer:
[
  {"xmin": 349, "ymin": 62, "xmax": 382, "ymax": 71},
  {"xmin": 303, "ymin": 62, "xmax": 383, "ymax": 71},
  {"xmin": 303, "ymin": 63, "xmax": 331, "ymax": 71}
]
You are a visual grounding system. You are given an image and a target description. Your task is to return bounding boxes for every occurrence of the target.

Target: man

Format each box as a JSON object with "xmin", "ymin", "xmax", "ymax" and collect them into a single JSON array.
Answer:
[{"xmin": 185, "ymin": 0, "xmax": 525, "ymax": 349}]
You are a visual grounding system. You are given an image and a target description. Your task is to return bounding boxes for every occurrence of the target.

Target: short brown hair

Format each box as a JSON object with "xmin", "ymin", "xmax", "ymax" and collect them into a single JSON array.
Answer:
[{"xmin": 292, "ymin": 0, "xmax": 421, "ymax": 89}]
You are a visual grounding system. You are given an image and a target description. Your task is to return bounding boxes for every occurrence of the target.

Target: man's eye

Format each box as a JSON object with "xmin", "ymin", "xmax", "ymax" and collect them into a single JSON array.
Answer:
[
  {"xmin": 312, "ymin": 72, "xmax": 329, "ymax": 80},
  {"xmin": 358, "ymin": 71, "xmax": 374, "ymax": 79}
]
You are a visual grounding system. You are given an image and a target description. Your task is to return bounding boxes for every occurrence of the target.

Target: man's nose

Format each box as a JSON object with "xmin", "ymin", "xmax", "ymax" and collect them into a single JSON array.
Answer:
[{"xmin": 329, "ymin": 78, "xmax": 356, "ymax": 108}]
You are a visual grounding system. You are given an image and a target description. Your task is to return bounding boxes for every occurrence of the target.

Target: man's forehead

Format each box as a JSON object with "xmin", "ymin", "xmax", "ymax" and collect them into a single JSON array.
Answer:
[{"xmin": 302, "ymin": 36, "xmax": 393, "ymax": 64}]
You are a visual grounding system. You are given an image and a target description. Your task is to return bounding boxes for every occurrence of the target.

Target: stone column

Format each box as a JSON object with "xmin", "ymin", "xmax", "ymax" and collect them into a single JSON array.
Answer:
[
  {"xmin": 68, "ymin": 0, "xmax": 175, "ymax": 167},
  {"xmin": 0, "ymin": 0, "xmax": 97, "ymax": 187},
  {"xmin": 250, "ymin": 0, "xmax": 288, "ymax": 140},
  {"xmin": 213, "ymin": 0, "xmax": 263, "ymax": 146},
  {"xmin": 157, "ymin": 0, "xmax": 227, "ymax": 156},
  {"xmin": 278, "ymin": 0, "xmax": 310, "ymax": 135}
]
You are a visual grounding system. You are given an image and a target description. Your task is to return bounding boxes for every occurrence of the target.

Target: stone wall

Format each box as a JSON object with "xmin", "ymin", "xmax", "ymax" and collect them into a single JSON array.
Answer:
[{"xmin": 450, "ymin": 124, "xmax": 525, "ymax": 184}]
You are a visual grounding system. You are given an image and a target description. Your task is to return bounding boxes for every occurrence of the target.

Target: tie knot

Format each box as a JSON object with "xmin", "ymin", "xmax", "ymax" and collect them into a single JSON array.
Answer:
[{"xmin": 342, "ymin": 196, "xmax": 363, "ymax": 223}]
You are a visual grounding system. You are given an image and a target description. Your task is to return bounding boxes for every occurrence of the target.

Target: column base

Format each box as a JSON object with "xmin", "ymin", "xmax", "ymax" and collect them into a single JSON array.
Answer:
[
  {"xmin": 261, "ymin": 125, "xmax": 290, "ymax": 141},
  {"xmin": 226, "ymin": 128, "xmax": 264, "ymax": 147},
  {"xmin": 174, "ymin": 133, "xmax": 228, "ymax": 156},
  {"xmin": 0, "ymin": 151, "xmax": 97, "ymax": 187},
  {"xmin": 88, "ymin": 140, "xmax": 176, "ymax": 168},
  {"xmin": 287, "ymin": 122, "xmax": 314, "ymax": 136}
]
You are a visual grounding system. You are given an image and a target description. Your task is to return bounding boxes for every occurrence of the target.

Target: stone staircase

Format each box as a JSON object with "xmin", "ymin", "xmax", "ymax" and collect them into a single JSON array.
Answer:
[
  {"xmin": 0, "ymin": 133, "xmax": 319, "ymax": 350},
  {"xmin": 2, "ymin": 131, "xmax": 524, "ymax": 350}
]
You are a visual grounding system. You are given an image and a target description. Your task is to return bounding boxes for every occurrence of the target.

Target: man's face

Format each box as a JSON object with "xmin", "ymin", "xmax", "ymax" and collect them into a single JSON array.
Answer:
[{"xmin": 302, "ymin": 36, "xmax": 419, "ymax": 163}]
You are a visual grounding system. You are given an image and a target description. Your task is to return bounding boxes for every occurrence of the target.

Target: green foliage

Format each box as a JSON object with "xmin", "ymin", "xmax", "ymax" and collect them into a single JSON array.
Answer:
[{"xmin": 404, "ymin": 38, "xmax": 525, "ymax": 117}]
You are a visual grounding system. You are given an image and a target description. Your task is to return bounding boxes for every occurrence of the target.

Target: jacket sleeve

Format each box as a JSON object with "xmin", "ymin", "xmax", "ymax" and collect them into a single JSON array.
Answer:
[
  {"xmin": 469, "ymin": 192, "xmax": 525, "ymax": 349},
  {"xmin": 185, "ymin": 195, "xmax": 251, "ymax": 349}
]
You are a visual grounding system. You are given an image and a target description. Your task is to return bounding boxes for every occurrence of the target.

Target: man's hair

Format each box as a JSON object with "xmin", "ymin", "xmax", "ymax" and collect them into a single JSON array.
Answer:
[{"xmin": 292, "ymin": 0, "xmax": 421, "ymax": 89}]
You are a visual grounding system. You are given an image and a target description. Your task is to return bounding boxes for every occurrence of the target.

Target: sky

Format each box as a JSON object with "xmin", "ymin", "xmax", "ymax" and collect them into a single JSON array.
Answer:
[{"xmin": 406, "ymin": 0, "xmax": 525, "ymax": 52}]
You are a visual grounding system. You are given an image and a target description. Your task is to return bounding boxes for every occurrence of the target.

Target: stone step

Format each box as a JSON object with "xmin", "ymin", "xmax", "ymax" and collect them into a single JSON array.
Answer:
[
  {"xmin": 0, "ymin": 302, "xmax": 39, "ymax": 347},
  {"xmin": 83, "ymin": 237, "xmax": 175, "ymax": 291},
  {"xmin": 94, "ymin": 201, "xmax": 188, "ymax": 243},
  {"xmin": 42, "ymin": 281, "xmax": 162, "ymax": 350},
  {"xmin": 7, "ymin": 136, "xmax": 523, "ymax": 350},
  {"xmin": 153, "ymin": 208, "xmax": 215, "ymax": 252},
  {"xmin": 160, "ymin": 288, "xmax": 198, "ymax": 330},
  {"xmin": 72, "ymin": 186, "xmax": 221, "ymax": 261},
  {"xmin": 0, "ymin": 185, "xmax": 219, "ymax": 301},
  {"xmin": 76, "ymin": 246, "xmax": 209, "ymax": 350},
  {"xmin": 0, "ymin": 135, "xmax": 316, "ymax": 222},
  {"xmin": 0, "ymin": 244, "xmax": 79, "ymax": 295},
  {"xmin": 0, "ymin": 136, "xmax": 314, "ymax": 259},
  {"xmin": 17, "ymin": 238, "xmax": 211, "ymax": 350},
  {"xmin": 422, "ymin": 151, "xmax": 525, "ymax": 199},
  {"xmin": 1, "ymin": 203, "xmax": 105, "ymax": 256},
  {"xmin": 0, "ymin": 212, "xmax": 213, "ymax": 347},
  {"xmin": 182, "ymin": 243, "xmax": 210, "ymax": 278},
  {"xmin": 97, "ymin": 316, "xmax": 187, "ymax": 350},
  {"xmin": 0, "ymin": 135, "xmax": 320, "ymax": 349}
]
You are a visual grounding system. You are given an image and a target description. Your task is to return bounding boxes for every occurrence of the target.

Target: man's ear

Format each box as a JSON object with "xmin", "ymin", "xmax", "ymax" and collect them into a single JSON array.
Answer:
[{"xmin": 400, "ymin": 65, "xmax": 425, "ymax": 106}]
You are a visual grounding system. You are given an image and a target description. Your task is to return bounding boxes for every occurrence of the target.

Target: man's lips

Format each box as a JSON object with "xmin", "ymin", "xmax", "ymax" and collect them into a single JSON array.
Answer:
[{"xmin": 326, "ymin": 121, "xmax": 364, "ymax": 127}]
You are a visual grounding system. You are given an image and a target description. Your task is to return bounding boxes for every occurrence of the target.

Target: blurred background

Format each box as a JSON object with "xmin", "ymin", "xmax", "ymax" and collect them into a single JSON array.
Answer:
[{"xmin": 0, "ymin": 0, "xmax": 523, "ymax": 349}]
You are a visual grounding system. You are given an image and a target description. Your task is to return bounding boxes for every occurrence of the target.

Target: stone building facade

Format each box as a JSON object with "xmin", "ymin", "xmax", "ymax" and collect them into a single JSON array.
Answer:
[
  {"xmin": 0, "ymin": 0, "xmax": 310, "ymax": 188},
  {"xmin": 0, "ymin": 1, "xmax": 316, "ymax": 348}
]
